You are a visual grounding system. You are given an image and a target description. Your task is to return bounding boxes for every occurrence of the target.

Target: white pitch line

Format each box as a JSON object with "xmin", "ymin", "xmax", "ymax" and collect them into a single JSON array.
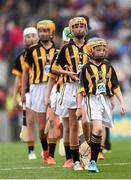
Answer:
[
  {"xmin": 99, "ymin": 162, "xmax": 131, "ymax": 166},
  {"xmin": 0, "ymin": 166, "xmax": 60, "ymax": 171},
  {"xmin": 0, "ymin": 162, "xmax": 131, "ymax": 171}
]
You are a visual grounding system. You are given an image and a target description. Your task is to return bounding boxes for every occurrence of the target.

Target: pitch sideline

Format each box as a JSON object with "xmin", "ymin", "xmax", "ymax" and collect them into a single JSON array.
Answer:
[{"xmin": 0, "ymin": 162, "xmax": 131, "ymax": 171}]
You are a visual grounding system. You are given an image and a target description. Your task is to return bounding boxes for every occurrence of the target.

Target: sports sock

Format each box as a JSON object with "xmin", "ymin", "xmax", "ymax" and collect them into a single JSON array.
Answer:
[
  {"xmin": 64, "ymin": 142, "xmax": 72, "ymax": 160},
  {"xmin": 48, "ymin": 143, "xmax": 56, "ymax": 157},
  {"xmin": 90, "ymin": 134, "xmax": 101, "ymax": 162},
  {"xmin": 39, "ymin": 130, "xmax": 48, "ymax": 151},
  {"xmin": 70, "ymin": 145, "xmax": 80, "ymax": 163},
  {"xmin": 27, "ymin": 141, "xmax": 34, "ymax": 153}
]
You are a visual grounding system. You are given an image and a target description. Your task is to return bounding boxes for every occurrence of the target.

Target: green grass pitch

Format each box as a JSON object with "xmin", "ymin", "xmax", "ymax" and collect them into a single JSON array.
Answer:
[{"xmin": 0, "ymin": 140, "xmax": 131, "ymax": 179}]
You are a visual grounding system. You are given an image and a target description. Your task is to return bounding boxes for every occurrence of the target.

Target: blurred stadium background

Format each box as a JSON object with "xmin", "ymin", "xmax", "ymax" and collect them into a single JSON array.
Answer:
[{"xmin": 0, "ymin": 0, "xmax": 131, "ymax": 142}]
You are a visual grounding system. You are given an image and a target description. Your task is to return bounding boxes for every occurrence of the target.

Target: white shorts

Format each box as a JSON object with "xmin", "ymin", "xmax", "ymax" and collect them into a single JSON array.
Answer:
[
  {"xmin": 50, "ymin": 84, "xmax": 57, "ymax": 108},
  {"xmin": 55, "ymin": 91, "xmax": 69, "ymax": 118},
  {"xmin": 30, "ymin": 83, "xmax": 47, "ymax": 113},
  {"xmin": 62, "ymin": 82, "xmax": 78, "ymax": 109},
  {"xmin": 84, "ymin": 94, "xmax": 113, "ymax": 128},
  {"xmin": 25, "ymin": 92, "xmax": 31, "ymax": 109}
]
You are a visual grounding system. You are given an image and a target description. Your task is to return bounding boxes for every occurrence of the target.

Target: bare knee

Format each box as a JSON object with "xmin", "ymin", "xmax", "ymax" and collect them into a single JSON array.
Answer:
[
  {"xmin": 71, "ymin": 122, "xmax": 78, "ymax": 132},
  {"xmin": 63, "ymin": 126, "xmax": 69, "ymax": 137},
  {"xmin": 93, "ymin": 127, "xmax": 103, "ymax": 136}
]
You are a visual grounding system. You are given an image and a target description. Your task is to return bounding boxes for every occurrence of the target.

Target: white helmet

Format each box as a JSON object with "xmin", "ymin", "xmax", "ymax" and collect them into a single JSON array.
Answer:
[{"xmin": 23, "ymin": 27, "xmax": 38, "ymax": 37}]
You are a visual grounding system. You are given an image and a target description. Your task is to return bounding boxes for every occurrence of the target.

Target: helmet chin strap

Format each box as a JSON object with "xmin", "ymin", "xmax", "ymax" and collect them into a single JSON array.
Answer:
[
  {"xmin": 41, "ymin": 39, "xmax": 50, "ymax": 43},
  {"xmin": 74, "ymin": 34, "xmax": 85, "ymax": 39},
  {"xmin": 89, "ymin": 52, "xmax": 106, "ymax": 62},
  {"xmin": 93, "ymin": 56, "xmax": 105, "ymax": 61}
]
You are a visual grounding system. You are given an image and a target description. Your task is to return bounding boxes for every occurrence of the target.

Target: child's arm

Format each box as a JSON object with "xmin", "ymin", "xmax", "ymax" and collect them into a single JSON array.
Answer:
[
  {"xmin": 111, "ymin": 66, "xmax": 126, "ymax": 115},
  {"xmin": 110, "ymin": 95, "xmax": 115, "ymax": 110},
  {"xmin": 76, "ymin": 68, "xmax": 86, "ymax": 120},
  {"xmin": 76, "ymin": 92, "xmax": 83, "ymax": 120},
  {"xmin": 115, "ymin": 91, "xmax": 126, "ymax": 115},
  {"xmin": 12, "ymin": 76, "xmax": 21, "ymax": 108}
]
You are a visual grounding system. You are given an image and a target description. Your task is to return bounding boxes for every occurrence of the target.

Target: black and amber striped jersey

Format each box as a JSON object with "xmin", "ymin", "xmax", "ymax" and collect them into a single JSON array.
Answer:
[
  {"xmin": 48, "ymin": 49, "xmax": 67, "ymax": 93},
  {"xmin": 53, "ymin": 40, "xmax": 89, "ymax": 83},
  {"xmin": 56, "ymin": 73, "xmax": 70, "ymax": 92},
  {"xmin": 48, "ymin": 59, "xmax": 67, "ymax": 93},
  {"xmin": 12, "ymin": 51, "xmax": 26, "ymax": 77},
  {"xmin": 11, "ymin": 49, "xmax": 30, "ymax": 92},
  {"xmin": 78, "ymin": 60, "xmax": 120, "ymax": 96},
  {"xmin": 24, "ymin": 40, "xmax": 58, "ymax": 84}
]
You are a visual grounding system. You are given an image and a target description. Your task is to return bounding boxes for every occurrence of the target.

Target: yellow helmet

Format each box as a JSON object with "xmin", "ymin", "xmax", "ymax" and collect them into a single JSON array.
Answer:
[
  {"xmin": 69, "ymin": 17, "xmax": 87, "ymax": 31},
  {"xmin": 86, "ymin": 38, "xmax": 107, "ymax": 53},
  {"xmin": 86, "ymin": 38, "xmax": 108, "ymax": 60},
  {"xmin": 37, "ymin": 20, "xmax": 56, "ymax": 37}
]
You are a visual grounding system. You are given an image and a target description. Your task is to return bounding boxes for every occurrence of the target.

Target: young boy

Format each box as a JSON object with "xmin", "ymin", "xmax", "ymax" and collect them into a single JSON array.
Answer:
[
  {"xmin": 52, "ymin": 17, "xmax": 89, "ymax": 170},
  {"xmin": 76, "ymin": 37, "xmax": 126, "ymax": 172},
  {"xmin": 12, "ymin": 27, "xmax": 39, "ymax": 159}
]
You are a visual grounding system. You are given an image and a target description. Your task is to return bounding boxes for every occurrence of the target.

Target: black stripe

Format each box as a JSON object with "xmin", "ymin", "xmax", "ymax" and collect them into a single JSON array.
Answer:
[
  {"xmin": 50, "ymin": 49, "xmax": 57, "ymax": 72},
  {"xmin": 68, "ymin": 46, "xmax": 77, "ymax": 72},
  {"xmin": 79, "ymin": 48, "xmax": 83, "ymax": 64},
  {"xmin": 88, "ymin": 95, "xmax": 91, "ymax": 120},
  {"xmin": 97, "ymin": 65, "xmax": 102, "ymax": 80},
  {"xmin": 32, "ymin": 52, "xmax": 37, "ymax": 84},
  {"xmin": 87, "ymin": 65, "xmax": 96, "ymax": 95},
  {"xmin": 80, "ymin": 68, "xmax": 89, "ymax": 94},
  {"xmin": 66, "ymin": 75, "xmax": 70, "ymax": 82},
  {"xmin": 105, "ymin": 64, "xmax": 111, "ymax": 96},
  {"xmin": 37, "ymin": 47, "xmax": 43, "ymax": 83}
]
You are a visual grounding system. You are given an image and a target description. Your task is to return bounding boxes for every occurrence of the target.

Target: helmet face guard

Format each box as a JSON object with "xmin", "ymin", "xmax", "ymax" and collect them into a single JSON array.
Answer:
[
  {"xmin": 37, "ymin": 20, "xmax": 56, "ymax": 38},
  {"xmin": 23, "ymin": 27, "xmax": 38, "ymax": 37},
  {"xmin": 86, "ymin": 38, "xmax": 108, "ymax": 61},
  {"xmin": 69, "ymin": 17, "xmax": 87, "ymax": 39},
  {"xmin": 23, "ymin": 27, "xmax": 38, "ymax": 46},
  {"xmin": 62, "ymin": 26, "xmax": 74, "ymax": 42}
]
